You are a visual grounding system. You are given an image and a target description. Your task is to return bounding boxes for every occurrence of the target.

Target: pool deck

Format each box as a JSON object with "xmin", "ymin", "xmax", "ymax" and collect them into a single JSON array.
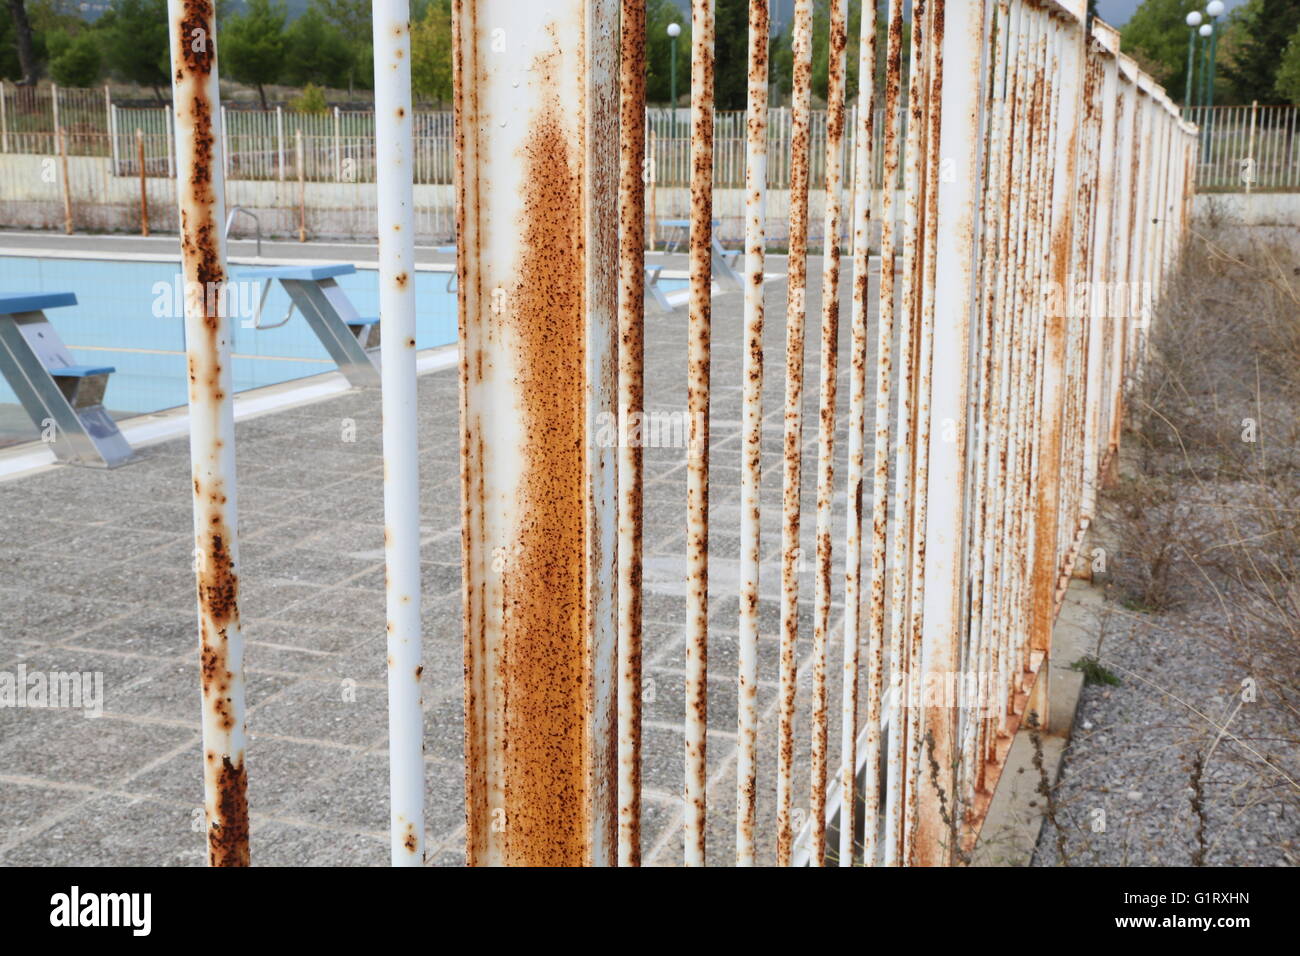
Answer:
[{"xmin": 0, "ymin": 235, "xmax": 872, "ymax": 866}]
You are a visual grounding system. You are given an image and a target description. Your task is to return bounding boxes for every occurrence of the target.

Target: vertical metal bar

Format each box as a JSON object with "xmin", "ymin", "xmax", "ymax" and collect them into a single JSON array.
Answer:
[
  {"xmin": 453, "ymin": 0, "xmax": 619, "ymax": 867},
  {"xmin": 903, "ymin": 0, "xmax": 944, "ymax": 864},
  {"xmin": 863, "ymin": 0, "xmax": 905, "ymax": 869},
  {"xmin": 137, "ymin": 128, "xmax": 150, "ymax": 237},
  {"xmin": 276, "ymin": 105, "xmax": 285, "ymax": 181},
  {"xmin": 50, "ymin": 82, "xmax": 59, "ymax": 156},
  {"xmin": 221, "ymin": 105, "xmax": 230, "ymax": 181},
  {"xmin": 736, "ymin": 0, "xmax": 769, "ymax": 868},
  {"xmin": 296, "ymin": 126, "xmax": 306, "ymax": 242},
  {"xmin": 684, "ymin": 0, "xmax": 714, "ymax": 870},
  {"xmin": 988, "ymin": 0, "xmax": 1021, "ymax": 759},
  {"xmin": 1108, "ymin": 58, "xmax": 1137, "ymax": 460},
  {"xmin": 968, "ymin": 0, "xmax": 1015, "ymax": 800},
  {"xmin": 371, "ymin": 0, "xmax": 424, "ymax": 867},
  {"xmin": 107, "ymin": 88, "xmax": 119, "ymax": 175},
  {"xmin": 53, "ymin": 84, "xmax": 73, "ymax": 235},
  {"xmin": 0, "ymin": 80, "xmax": 7, "ymax": 153},
  {"xmin": 884, "ymin": 0, "xmax": 930, "ymax": 868},
  {"xmin": 915, "ymin": 0, "xmax": 985, "ymax": 867},
  {"xmin": 1027, "ymin": 4, "xmax": 1086, "ymax": 734},
  {"xmin": 617, "ymin": 0, "xmax": 647, "ymax": 869},
  {"xmin": 838, "ymin": 0, "xmax": 876, "ymax": 869},
  {"xmin": 333, "ymin": 105, "xmax": 342, "ymax": 181},
  {"xmin": 808, "ymin": 0, "xmax": 848, "ymax": 869},
  {"xmin": 776, "ymin": 0, "xmax": 813, "ymax": 868},
  {"xmin": 1246, "ymin": 99, "xmax": 1257, "ymax": 193},
  {"xmin": 166, "ymin": 0, "xmax": 248, "ymax": 867}
]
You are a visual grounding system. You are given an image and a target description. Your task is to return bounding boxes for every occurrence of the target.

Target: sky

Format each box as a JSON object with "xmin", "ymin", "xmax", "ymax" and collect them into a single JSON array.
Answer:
[{"xmin": 1095, "ymin": 0, "xmax": 1251, "ymax": 27}]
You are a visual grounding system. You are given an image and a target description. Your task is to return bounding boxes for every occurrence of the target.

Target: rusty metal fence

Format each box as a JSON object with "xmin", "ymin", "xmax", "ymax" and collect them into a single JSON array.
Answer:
[{"xmin": 161, "ymin": 0, "xmax": 1194, "ymax": 867}]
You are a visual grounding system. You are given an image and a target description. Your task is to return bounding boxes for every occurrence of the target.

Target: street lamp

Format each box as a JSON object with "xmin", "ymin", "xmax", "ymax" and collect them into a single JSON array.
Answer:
[
  {"xmin": 1199, "ymin": 21, "xmax": 1214, "ymax": 105},
  {"xmin": 1204, "ymin": 1, "xmax": 1224, "ymax": 113},
  {"xmin": 1184, "ymin": 11, "xmax": 1203, "ymax": 111},
  {"xmin": 667, "ymin": 22, "xmax": 681, "ymax": 142}
]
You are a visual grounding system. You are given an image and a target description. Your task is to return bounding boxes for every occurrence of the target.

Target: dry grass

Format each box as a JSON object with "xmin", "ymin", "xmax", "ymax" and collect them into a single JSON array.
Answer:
[{"xmin": 1109, "ymin": 222, "xmax": 1300, "ymax": 822}]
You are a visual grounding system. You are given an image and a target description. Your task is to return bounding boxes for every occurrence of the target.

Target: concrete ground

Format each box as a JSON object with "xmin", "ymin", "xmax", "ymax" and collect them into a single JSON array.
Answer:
[{"xmin": 0, "ymin": 236, "xmax": 878, "ymax": 866}]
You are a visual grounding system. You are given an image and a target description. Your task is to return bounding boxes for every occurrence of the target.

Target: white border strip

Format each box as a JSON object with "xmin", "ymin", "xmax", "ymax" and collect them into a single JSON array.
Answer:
[{"xmin": 0, "ymin": 344, "xmax": 458, "ymax": 481}]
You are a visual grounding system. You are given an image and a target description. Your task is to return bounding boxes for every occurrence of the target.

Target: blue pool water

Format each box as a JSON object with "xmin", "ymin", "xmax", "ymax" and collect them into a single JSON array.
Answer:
[
  {"xmin": 0, "ymin": 256, "xmax": 460, "ymax": 420},
  {"xmin": 0, "ymin": 255, "xmax": 691, "ymax": 437}
]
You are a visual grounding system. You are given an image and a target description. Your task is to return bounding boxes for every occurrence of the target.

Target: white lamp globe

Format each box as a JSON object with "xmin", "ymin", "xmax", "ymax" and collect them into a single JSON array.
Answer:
[
  {"xmin": 1206, "ymin": 1, "xmax": 1225, "ymax": 17},
  {"xmin": 1186, "ymin": 11, "xmax": 1202, "ymax": 26},
  {"xmin": 667, "ymin": 22, "xmax": 681, "ymax": 38},
  {"xmin": 1200, "ymin": 23, "xmax": 1213, "ymax": 36}
]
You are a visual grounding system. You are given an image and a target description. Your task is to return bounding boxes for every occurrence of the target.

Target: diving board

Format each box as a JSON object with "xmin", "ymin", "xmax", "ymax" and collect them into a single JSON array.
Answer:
[
  {"xmin": 237, "ymin": 264, "xmax": 382, "ymax": 389},
  {"xmin": 0, "ymin": 292, "xmax": 135, "ymax": 467}
]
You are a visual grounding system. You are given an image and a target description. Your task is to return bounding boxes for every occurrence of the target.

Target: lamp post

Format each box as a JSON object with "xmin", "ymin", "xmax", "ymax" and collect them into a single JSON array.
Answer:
[
  {"xmin": 1202, "ymin": 1, "xmax": 1225, "ymax": 163},
  {"xmin": 1204, "ymin": 1, "xmax": 1224, "ymax": 112},
  {"xmin": 1184, "ymin": 11, "xmax": 1202, "ymax": 112},
  {"xmin": 667, "ymin": 21, "xmax": 681, "ymax": 142},
  {"xmin": 1198, "ymin": 24, "xmax": 1213, "ymax": 113}
]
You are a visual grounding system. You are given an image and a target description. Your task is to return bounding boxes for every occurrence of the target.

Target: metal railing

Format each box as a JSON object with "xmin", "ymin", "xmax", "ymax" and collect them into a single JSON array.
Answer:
[
  {"xmin": 159, "ymin": 0, "xmax": 1195, "ymax": 867},
  {"xmin": 1186, "ymin": 103, "xmax": 1300, "ymax": 191}
]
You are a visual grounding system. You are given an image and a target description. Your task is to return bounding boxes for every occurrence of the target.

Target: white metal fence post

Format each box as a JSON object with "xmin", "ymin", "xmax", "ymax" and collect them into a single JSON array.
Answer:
[
  {"xmin": 165, "ymin": 0, "xmax": 249, "ymax": 867},
  {"xmin": 915, "ymin": 0, "xmax": 986, "ymax": 867},
  {"xmin": 1027, "ymin": 1, "xmax": 1087, "ymax": 735},
  {"xmin": 371, "ymin": 0, "xmax": 425, "ymax": 867},
  {"xmin": 276, "ymin": 105, "xmax": 285, "ymax": 181},
  {"xmin": 1082, "ymin": 23, "xmax": 1122, "ymax": 522},
  {"xmin": 736, "ymin": 0, "xmax": 770, "ymax": 869},
  {"xmin": 453, "ymin": 0, "xmax": 620, "ymax": 867}
]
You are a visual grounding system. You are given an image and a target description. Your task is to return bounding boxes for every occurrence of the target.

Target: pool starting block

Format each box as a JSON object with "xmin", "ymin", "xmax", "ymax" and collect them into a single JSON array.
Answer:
[
  {"xmin": 0, "ymin": 292, "xmax": 135, "ymax": 467},
  {"xmin": 237, "ymin": 264, "xmax": 382, "ymax": 389},
  {"xmin": 657, "ymin": 218, "xmax": 743, "ymax": 291}
]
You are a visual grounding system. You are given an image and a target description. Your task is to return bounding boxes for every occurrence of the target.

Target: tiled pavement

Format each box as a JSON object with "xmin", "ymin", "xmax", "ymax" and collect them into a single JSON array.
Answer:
[{"xmin": 0, "ymin": 254, "xmax": 888, "ymax": 866}]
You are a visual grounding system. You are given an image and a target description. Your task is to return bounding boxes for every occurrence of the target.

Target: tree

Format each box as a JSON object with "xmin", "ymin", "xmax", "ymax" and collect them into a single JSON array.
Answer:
[
  {"xmin": 411, "ymin": 0, "xmax": 452, "ymax": 105},
  {"xmin": 290, "ymin": 81, "xmax": 328, "ymax": 114},
  {"xmin": 811, "ymin": 0, "xmax": 862, "ymax": 105},
  {"xmin": 221, "ymin": 0, "xmax": 286, "ymax": 108},
  {"xmin": 646, "ymin": 0, "xmax": 688, "ymax": 105},
  {"xmin": 770, "ymin": 2, "xmax": 896, "ymax": 107},
  {"xmin": 48, "ymin": 29, "xmax": 101, "ymax": 87},
  {"xmin": 6, "ymin": 0, "xmax": 39, "ymax": 84},
  {"xmin": 1120, "ymin": 0, "xmax": 1204, "ymax": 97},
  {"xmin": 283, "ymin": 6, "xmax": 351, "ymax": 88},
  {"xmin": 102, "ymin": 0, "xmax": 170, "ymax": 101},
  {"xmin": 1276, "ymin": 24, "xmax": 1300, "ymax": 104},
  {"xmin": 714, "ymin": 0, "xmax": 748, "ymax": 109},
  {"xmin": 312, "ymin": 0, "xmax": 372, "ymax": 94},
  {"xmin": 1219, "ymin": 0, "xmax": 1300, "ymax": 105}
]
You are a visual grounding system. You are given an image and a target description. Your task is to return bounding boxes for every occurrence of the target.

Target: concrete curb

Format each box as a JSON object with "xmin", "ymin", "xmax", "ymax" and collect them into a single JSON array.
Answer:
[{"xmin": 973, "ymin": 528, "xmax": 1115, "ymax": 866}]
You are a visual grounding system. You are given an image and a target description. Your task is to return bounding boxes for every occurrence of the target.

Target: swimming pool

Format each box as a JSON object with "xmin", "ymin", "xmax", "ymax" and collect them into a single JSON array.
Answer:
[
  {"xmin": 0, "ymin": 255, "xmax": 461, "ymax": 432},
  {"xmin": 0, "ymin": 253, "xmax": 693, "ymax": 445}
]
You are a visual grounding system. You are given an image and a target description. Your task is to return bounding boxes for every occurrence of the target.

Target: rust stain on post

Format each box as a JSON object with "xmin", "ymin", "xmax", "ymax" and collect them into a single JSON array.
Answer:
[
  {"xmin": 864, "ymin": 0, "xmax": 905, "ymax": 870},
  {"xmin": 735, "ymin": 0, "xmax": 769, "ymax": 868},
  {"xmin": 504, "ymin": 69, "xmax": 584, "ymax": 870},
  {"xmin": 684, "ymin": 0, "xmax": 714, "ymax": 868},
  {"xmin": 455, "ymin": 3, "xmax": 618, "ymax": 868},
  {"xmin": 808, "ymin": 0, "xmax": 849, "ymax": 868},
  {"xmin": 777, "ymin": 0, "xmax": 813, "ymax": 868},
  {"xmin": 616, "ymin": 0, "xmax": 646, "ymax": 868},
  {"xmin": 170, "ymin": 0, "xmax": 248, "ymax": 868}
]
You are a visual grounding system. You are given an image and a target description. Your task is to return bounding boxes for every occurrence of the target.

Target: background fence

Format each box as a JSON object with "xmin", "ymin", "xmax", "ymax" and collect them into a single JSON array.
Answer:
[
  {"xmin": 2, "ymin": 84, "xmax": 1288, "ymax": 243},
  {"xmin": 1187, "ymin": 103, "xmax": 1300, "ymax": 191},
  {"xmin": 0, "ymin": 84, "xmax": 886, "ymax": 243}
]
